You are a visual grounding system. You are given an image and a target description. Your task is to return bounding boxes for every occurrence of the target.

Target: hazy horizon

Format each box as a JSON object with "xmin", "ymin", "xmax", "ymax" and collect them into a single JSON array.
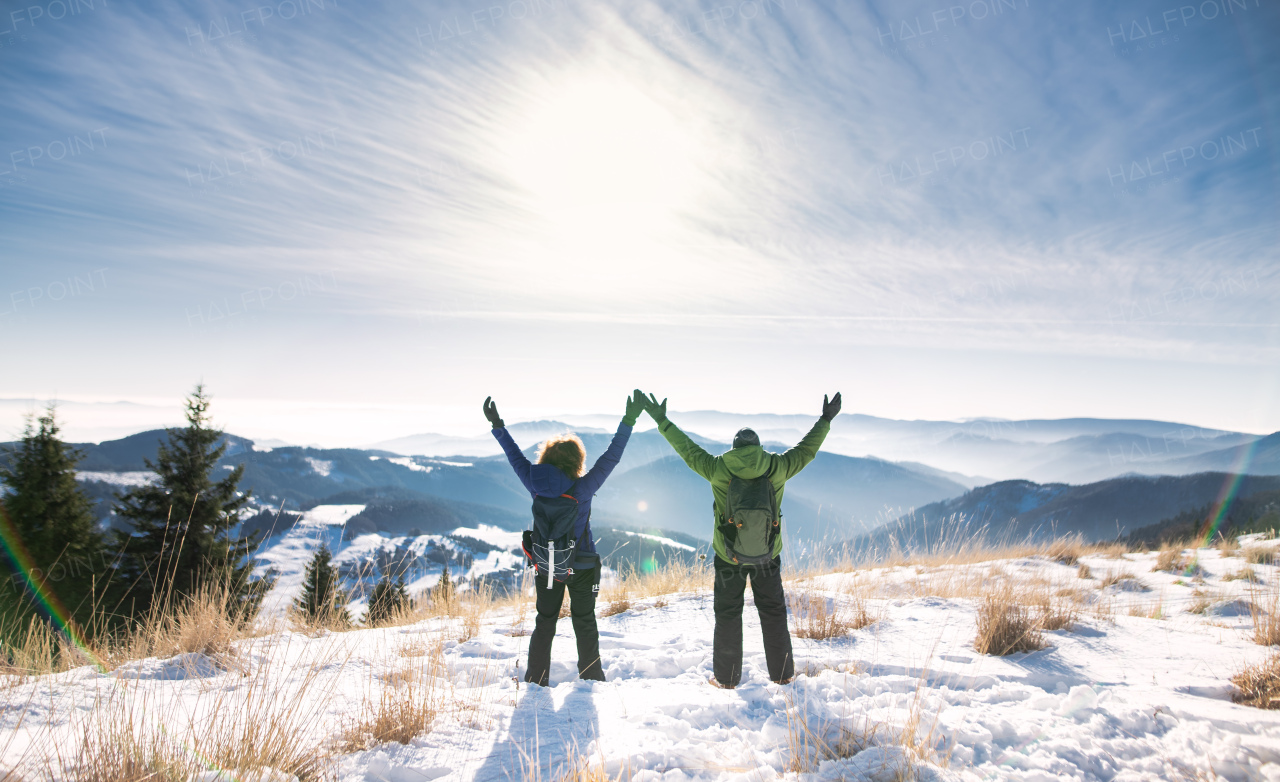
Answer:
[{"xmin": 0, "ymin": 393, "xmax": 1269, "ymax": 450}]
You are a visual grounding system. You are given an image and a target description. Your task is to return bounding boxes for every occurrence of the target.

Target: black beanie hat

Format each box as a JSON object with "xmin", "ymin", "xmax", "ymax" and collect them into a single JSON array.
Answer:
[{"xmin": 732, "ymin": 428, "xmax": 760, "ymax": 449}]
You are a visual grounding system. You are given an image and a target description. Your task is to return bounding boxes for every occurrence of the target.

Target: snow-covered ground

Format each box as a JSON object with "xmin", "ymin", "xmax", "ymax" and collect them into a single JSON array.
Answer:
[{"xmin": 3, "ymin": 543, "xmax": 1279, "ymax": 781}]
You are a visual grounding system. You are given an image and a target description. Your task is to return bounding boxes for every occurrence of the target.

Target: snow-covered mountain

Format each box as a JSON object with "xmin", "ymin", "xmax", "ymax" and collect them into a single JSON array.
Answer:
[
  {"xmin": 38, "ymin": 427, "xmax": 972, "ymax": 545},
  {"xmin": 249, "ymin": 502, "xmax": 705, "ymax": 619},
  {"xmin": 855, "ymin": 472, "xmax": 1280, "ymax": 552}
]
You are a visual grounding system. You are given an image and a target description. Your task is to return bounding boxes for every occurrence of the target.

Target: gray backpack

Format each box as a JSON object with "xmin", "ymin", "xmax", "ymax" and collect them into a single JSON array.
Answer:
[{"xmin": 721, "ymin": 469, "xmax": 779, "ymax": 565}]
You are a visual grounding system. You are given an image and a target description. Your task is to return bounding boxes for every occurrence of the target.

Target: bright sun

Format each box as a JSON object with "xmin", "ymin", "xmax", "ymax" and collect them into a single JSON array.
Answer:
[{"xmin": 503, "ymin": 78, "xmax": 702, "ymax": 239}]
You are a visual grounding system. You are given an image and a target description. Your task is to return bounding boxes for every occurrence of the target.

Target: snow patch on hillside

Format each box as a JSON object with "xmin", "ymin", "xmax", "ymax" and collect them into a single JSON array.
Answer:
[
  {"xmin": 388, "ymin": 456, "xmax": 432, "ymax": 473},
  {"xmin": 621, "ymin": 530, "xmax": 696, "ymax": 552},
  {"xmin": 452, "ymin": 525, "xmax": 522, "ymax": 550},
  {"xmin": 305, "ymin": 456, "xmax": 334, "ymax": 476},
  {"xmin": 75, "ymin": 470, "xmax": 157, "ymax": 486}
]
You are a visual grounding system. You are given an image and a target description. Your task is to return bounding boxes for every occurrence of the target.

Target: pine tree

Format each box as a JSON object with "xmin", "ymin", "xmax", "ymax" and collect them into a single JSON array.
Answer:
[
  {"xmin": 366, "ymin": 574, "xmax": 408, "ymax": 627},
  {"xmin": 111, "ymin": 385, "xmax": 266, "ymax": 621},
  {"xmin": 0, "ymin": 407, "xmax": 106, "ymax": 641},
  {"xmin": 434, "ymin": 561, "xmax": 454, "ymax": 608},
  {"xmin": 295, "ymin": 544, "xmax": 349, "ymax": 625}
]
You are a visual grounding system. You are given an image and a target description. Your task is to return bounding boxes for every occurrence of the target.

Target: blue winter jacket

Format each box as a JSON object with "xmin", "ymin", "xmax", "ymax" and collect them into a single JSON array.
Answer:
[{"xmin": 492, "ymin": 421, "xmax": 632, "ymax": 569}]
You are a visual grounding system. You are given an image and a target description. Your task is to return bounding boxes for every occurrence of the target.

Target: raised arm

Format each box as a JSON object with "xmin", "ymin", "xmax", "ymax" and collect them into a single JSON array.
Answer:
[
  {"xmin": 573, "ymin": 391, "xmax": 643, "ymax": 498},
  {"xmin": 773, "ymin": 392, "xmax": 840, "ymax": 482},
  {"xmin": 574, "ymin": 422, "xmax": 632, "ymax": 498},
  {"xmin": 645, "ymin": 392, "xmax": 716, "ymax": 482},
  {"xmin": 484, "ymin": 396, "xmax": 535, "ymax": 494}
]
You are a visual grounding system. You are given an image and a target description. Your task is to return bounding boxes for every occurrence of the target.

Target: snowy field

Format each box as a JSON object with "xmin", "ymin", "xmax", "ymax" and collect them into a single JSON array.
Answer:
[{"xmin": 2, "ymin": 542, "xmax": 1279, "ymax": 781}]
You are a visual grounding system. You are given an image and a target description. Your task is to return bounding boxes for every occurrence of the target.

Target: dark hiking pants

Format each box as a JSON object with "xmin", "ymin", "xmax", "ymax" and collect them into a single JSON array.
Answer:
[
  {"xmin": 713, "ymin": 555, "xmax": 793, "ymax": 687},
  {"xmin": 526, "ymin": 566, "xmax": 604, "ymax": 685}
]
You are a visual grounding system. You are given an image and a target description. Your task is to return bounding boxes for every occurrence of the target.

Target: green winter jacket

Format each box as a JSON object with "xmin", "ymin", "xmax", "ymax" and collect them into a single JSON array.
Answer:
[{"xmin": 654, "ymin": 417, "xmax": 830, "ymax": 562}]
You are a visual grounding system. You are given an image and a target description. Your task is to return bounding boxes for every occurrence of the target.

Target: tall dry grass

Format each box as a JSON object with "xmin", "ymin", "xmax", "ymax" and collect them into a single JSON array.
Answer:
[
  {"xmin": 788, "ymin": 591, "xmax": 877, "ymax": 640},
  {"xmin": 1153, "ymin": 545, "xmax": 1194, "ymax": 574},
  {"xmin": 604, "ymin": 559, "xmax": 708, "ymax": 601},
  {"xmin": 341, "ymin": 673, "xmax": 439, "ymax": 752},
  {"xmin": 974, "ymin": 584, "xmax": 1045, "ymax": 656},
  {"xmin": 1250, "ymin": 581, "xmax": 1280, "ymax": 646},
  {"xmin": 1, "ymin": 581, "xmax": 264, "ymax": 678},
  {"xmin": 1223, "ymin": 567, "xmax": 1260, "ymax": 584},
  {"xmin": 1231, "ymin": 652, "xmax": 1280, "ymax": 710},
  {"xmin": 817, "ymin": 519, "xmax": 1130, "ymax": 573},
  {"xmin": 784, "ymin": 671, "xmax": 949, "ymax": 779},
  {"xmin": 54, "ymin": 637, "xmax": 344, "ymax": 781},
  {"xmin": 1245, "ymin": 547, "xmax": 1277, "ymax": 566}
]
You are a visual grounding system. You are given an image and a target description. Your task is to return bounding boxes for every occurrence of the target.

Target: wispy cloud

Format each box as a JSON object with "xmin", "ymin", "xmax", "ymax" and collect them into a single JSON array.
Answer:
[{"xmin": 2, "ymin": 0, "xmax": 1277, "ymax": 432}]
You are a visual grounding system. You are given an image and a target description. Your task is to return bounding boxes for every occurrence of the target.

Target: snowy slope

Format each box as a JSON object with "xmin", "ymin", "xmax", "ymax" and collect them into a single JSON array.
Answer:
[
  {"xmin": 253, "ymin": 504, "xmax": 367, "ymax": 616},
  {"xmin": 3, "ymin": 543, "xmax": 1280, "ymax": 781},
  {"xmin": 252, "ymin": 506, "xmax": 528, "ymax": 620}
]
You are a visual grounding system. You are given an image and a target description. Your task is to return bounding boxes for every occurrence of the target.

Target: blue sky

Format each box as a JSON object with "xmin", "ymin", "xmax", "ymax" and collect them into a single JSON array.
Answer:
[{"xmin": 1, "ymin": 0, "xmax": 1277, "ymax": 443}]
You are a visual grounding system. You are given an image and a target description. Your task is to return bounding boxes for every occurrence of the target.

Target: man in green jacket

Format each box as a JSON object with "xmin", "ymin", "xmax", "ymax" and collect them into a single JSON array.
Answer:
[{"xmin": 641, "ymin": 391, "xmax": 841, "ymax": 688}]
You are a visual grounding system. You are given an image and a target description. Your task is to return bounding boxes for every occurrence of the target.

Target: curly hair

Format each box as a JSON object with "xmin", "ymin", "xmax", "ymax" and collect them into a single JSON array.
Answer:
[{"xmin": 536, "ymin": 433, "xmax": 586, "ymax": 479}]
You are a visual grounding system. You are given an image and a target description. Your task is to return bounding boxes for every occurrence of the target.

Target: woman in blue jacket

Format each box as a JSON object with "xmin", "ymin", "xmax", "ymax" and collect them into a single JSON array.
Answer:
[{"xmin": 483, "ymin": 391, "xmax": 644, "ymax": 685}]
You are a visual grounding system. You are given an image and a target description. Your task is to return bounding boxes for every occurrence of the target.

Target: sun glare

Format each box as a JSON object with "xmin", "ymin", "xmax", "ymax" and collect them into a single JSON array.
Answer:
[{"xmin": 503, "ymin": 78, "xmax": 703, "ymax": 240}]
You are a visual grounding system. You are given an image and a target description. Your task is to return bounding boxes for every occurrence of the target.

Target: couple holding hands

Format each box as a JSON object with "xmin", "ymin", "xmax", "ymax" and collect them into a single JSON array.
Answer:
[{"xmin": 482, "ymin": 389, "xmax": 841, "ymax": 689}]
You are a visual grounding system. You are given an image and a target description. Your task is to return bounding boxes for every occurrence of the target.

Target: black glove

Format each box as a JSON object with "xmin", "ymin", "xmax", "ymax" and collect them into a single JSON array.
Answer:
[
  {"xmin": 643, "ymin": 392, "xmax": 668, "ymax": 424},
  {"xmin": 483, "ymin": 396, "xmax": 505, "ymax": 429},
  {"xmin": 821, "ymin": 392, "xmax": 842, "ymax": 421}
]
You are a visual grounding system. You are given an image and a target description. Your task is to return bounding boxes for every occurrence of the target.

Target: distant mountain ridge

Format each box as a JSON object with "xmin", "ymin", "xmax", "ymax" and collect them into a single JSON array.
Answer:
[
  {"xmin": 367, "ymin": 413, "xmax": 1274, "ymax": 485},
  {"xmin": 852, "ymin": 472, "xmax": 1280, "ymax": 555},
  {"xmin": 12, "ymin": 425, "xmax": 972, "ymax": 547}
]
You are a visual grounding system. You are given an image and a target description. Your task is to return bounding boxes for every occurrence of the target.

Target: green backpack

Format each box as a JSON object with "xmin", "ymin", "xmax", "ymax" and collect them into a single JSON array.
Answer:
[{"xmin": 721, "ymin": 469, "xmax": 780, "ymax": 565}]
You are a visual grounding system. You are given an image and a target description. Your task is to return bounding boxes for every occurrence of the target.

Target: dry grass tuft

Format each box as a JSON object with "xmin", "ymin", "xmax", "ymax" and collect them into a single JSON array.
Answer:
[
  {"xmin": 974, "ymin": 585, "xmax": 1045, "ymax": 655},
  {"xmin": 1153, "ymin": 546, "xmax": 1194, "ymax": 574},
  {"xmin": 1077, "ymin": 562, "xmax": 1092, "ymax": 580},
  {"xmin": 1099, "ymin": 571, "xmax": 1145, "ymax": 590},
  {"xmin": 552, "ymin": 753, "xmax": 626, "ymax": 782},
  {"xmin": 1188, "ymin": 590, "xmax": 1215, "ymax": 615},
  {"xmin": 1245, "ymin": 547, "xmax": 1277, "ymax": 566},
  {"xmin": 1224, "ymin": 567, "xmax": 1261, "ymax": 584},
  {"xmin": 1045, "ymin": 537, "xmax": 1083, "ymax": 566},
  {"xmin": 789, "ymin": 592, "xmax": 877, "ymax": 640},
  {"xmin": 600, "ymin": 597, "xmax": 631, "ymax": 618},
  {"xmin": 784, "ymin": 688, "xmax": 880, "ymax": 773},
  {"xmin": 1217, "ymin": 537, "xmax": 1241, "ymax": 558},
  {"xmin": 1231, "ymin": 652, "xmax": 1280, "ymax": 709},
  {"xmin": 1250, "ymin": 584, "xmax": 1280, "ymax": 646},
  {"xmin": 1035, "ymin": 591, "xmax": 1080, "ymax": 632},
  {"xmin": 1129, "ymin": 598, "xmax": 1166, "ymax": 620},
  {"xmin": 0, "ymin": 615, "xmax": 93, "ymax": 677},
  {"xmin": 341, "ymin": 677, "xmax": 439, "ymax": 752},
  {"xmin": 1097, "ymin": 543, "xmax": 1131, "ymax": 560}
]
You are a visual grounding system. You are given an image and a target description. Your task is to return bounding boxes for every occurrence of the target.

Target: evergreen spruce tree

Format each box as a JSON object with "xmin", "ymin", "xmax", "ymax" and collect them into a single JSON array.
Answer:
[
  {"xmin": 434, "ymin": 561, "xmax": 454, "ymax": 607},
  {"xmin": 365, "ymin": 574, "xmax": 408, "ymax": 627},
  {"xmin": 0, "ymin": 407, "xmax": 106, "ymax": 642},
  {"xmin": 112, "ymin": 385, "xmax": 267, "ymax": 621},
  {"xmin": 295, "ymin": 544, "xmax": 350, "ymax": 625}
]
